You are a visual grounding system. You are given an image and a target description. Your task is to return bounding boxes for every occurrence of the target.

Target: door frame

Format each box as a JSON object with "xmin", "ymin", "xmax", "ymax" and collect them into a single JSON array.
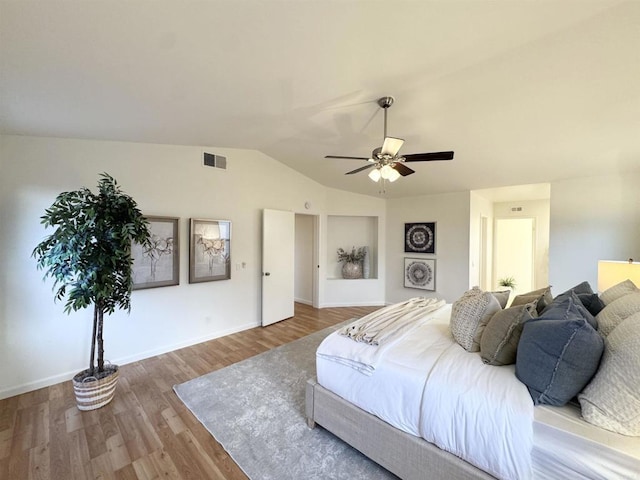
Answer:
[{"xmin": 293, "ymin": 212, "xmax": 320, "ymax": 308}]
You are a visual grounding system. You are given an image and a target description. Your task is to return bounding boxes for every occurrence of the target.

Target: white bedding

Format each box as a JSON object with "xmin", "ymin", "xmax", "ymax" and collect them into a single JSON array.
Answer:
[
  {"xmin": 317, "ymin": 304, "xmax": 535, "ymax": 480},
  {"xmin": 317, "ymin": 298, "xmax": 445, "ymax": 375},
  {"xmin": 533, "ymin": 405, "xmax": 640, "ymax": 480}
]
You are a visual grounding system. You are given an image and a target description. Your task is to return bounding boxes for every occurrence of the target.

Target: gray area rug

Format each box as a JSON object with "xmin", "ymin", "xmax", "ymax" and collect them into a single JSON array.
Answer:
[{"xmin": 173, "ymin": 325, "xmax": 397, "ymax": 480}]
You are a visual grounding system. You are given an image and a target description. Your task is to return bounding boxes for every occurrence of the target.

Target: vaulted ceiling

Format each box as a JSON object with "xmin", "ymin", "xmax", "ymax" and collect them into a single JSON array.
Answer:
[{"xmin": 2, "ymin": 1, "xmax": 638, "ymax": 198}]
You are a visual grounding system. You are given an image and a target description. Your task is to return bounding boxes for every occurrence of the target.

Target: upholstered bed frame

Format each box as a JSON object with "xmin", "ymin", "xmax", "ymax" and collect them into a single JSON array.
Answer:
[{"xmin": 305, "ymin": 378, "xmax": 495, "ymax": 480}]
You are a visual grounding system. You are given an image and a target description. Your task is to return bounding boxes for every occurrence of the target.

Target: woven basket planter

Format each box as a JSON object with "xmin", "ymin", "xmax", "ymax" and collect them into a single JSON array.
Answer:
[{"xmin": 72, "ymin": 365, "xmax": 119, "ymax": 411}]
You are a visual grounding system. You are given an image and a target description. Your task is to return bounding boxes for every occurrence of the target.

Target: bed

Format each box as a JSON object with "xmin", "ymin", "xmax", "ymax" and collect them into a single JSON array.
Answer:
[{"xmin": 305, "ymin": 286, "xmax": 640, "ymax": 480}]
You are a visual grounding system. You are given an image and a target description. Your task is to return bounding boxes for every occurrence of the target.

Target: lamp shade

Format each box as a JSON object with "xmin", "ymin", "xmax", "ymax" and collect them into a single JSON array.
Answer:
[{"xmin": 597, "ymin": 260, "xmax": 640, "ymax": 292}]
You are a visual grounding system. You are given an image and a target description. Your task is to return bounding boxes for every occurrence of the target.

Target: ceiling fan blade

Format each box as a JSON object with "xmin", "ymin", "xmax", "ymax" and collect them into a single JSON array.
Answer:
[
  {"xmin": 392, "ymin": 162, "xmax": 415, "ymax": 177},
  {"xmin": 325, "ymin": 155, "xmax": 370, "ymax": 160},
  {"xmin": 403, "ymin": 151, "xmax": 454, "ymax": 162},
  {"xmin": 345, "ymin": 164, "xmax": 375, "ymax": 175},
  {"xmin": 381, "ymin": 136, "xmax": 405, "ymax": 157}
]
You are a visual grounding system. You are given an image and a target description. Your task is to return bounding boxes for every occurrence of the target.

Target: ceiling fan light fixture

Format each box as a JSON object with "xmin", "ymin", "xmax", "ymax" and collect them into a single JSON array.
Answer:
[
  {"xmin": 368, "ymin": 168, "xmax": 382, "ymax": 182},
  {"xmin": 387, "ymin": 168, "xmax": 401, "ymax": 182},
  {"xmin": 380, "ymin": 164, "xmax": 395, "ymax": 180}
]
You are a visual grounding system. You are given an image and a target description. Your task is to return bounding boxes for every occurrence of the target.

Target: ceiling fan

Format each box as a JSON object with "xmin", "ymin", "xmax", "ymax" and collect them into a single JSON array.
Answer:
[{"xmin": 325, "ymin": 96, "xmax": 454, "ymax": 183}]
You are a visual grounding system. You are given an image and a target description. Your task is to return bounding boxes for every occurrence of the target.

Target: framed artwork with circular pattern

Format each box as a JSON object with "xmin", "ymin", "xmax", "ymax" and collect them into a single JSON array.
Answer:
[
  {"xmin": 404, "ymin": 222, "xmax": 436, "ymax": 254},
  {"xmin": 404, "ymin": 258, "xmax": 436, "ymax": 291}
]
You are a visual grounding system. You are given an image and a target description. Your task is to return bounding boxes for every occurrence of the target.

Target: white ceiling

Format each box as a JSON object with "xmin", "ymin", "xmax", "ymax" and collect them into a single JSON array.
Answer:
[{"xmin": 2, "ymin": 1, "xmax": 639, "ymax": 199}]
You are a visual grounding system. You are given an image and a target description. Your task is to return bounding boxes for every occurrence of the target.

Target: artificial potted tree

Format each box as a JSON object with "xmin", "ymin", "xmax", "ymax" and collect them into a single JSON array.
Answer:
[{"xmin": 32, "ymin": 173, "xmax": 151, "ymax": 411}]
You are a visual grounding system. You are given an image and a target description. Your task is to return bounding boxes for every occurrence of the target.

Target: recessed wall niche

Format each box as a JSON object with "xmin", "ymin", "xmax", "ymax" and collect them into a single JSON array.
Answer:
[{"xmin": 327, "ymin": 215, "xmax": 378, "ymax": 280}]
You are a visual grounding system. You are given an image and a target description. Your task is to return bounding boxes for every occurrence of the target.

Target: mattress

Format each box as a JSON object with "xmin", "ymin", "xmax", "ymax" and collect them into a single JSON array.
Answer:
[
  {"xmin": 317, "ymin": 303, "xmax": 640, "ymax": 480},
  {"xmin": 533, "ymin": 404, "xmax": 640, "ymax": 480}
]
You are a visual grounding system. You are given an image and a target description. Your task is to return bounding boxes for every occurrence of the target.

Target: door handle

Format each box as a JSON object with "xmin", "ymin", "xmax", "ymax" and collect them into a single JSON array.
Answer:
[{"xmin": 264, "ymin": 272, "xmax": 270, "ymax": 276}]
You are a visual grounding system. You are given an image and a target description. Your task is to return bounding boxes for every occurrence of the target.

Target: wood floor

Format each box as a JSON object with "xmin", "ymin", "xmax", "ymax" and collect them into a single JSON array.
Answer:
[{"xmin": 0, "ymin": 303, "xmax": 380, "ymax": 480}]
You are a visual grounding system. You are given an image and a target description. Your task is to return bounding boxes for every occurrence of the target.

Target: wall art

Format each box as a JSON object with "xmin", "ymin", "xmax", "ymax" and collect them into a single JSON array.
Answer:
[
  {"xmin": 404, "ymin": 222, "xmax": 436, "ymax": 254},
  {"xmin": 132, "ymin": 216, "xmax": 179, "ymax": 290},
  {"xmin": 404, "ymin": 257, "xmax": 436, "ymax": 291},
  {"xmin": 189, "ymin": 218, "xmax": 231, "ymax": 283}
]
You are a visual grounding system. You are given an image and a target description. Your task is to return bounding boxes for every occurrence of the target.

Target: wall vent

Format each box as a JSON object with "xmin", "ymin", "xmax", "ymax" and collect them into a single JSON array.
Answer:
[
  {"xmin": 511, "ymin": 207, "xmax": 523, "ymax": 212},
  {"xmin": 203, "ymin": 152, "xmax": 227, "ymax": 170}
]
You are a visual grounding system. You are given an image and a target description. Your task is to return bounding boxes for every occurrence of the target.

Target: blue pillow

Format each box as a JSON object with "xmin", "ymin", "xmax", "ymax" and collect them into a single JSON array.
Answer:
[
  {"xmin": 560, "ymin": 281, "xmax": 594, "ymax": 296},
  {"xmin": 516, "ymin": 298, "xmax": 604, "ymax": 406},
  {"xmin": 576, "ymin": 293, "xmax": 605, "ymax": 316},
  {"xmin": 543, "ymin": 291, "xmax": 597, "ymax": 329},
  {"xmin": 552, "ymin": 281, "xmax": 603, "ymax": 317}
]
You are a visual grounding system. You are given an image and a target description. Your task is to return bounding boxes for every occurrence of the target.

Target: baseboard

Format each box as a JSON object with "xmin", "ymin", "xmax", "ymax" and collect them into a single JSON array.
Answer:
[
  {"xmin": 317, "ymin": 301, "xmax": 387, "ymax": 308},
  {"xmin": 294, "ymin": 297, "xmax": 313, "ymax": 305},
  {"xmin": 0, "ymin": 320, "xmax": 258, "ymax": 401}
]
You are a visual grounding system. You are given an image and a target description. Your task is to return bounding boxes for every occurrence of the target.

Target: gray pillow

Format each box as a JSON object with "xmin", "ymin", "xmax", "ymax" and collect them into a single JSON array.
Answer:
[
  {"xmin": 599, "ymin": 279, "xmax": 639, "ymax": 305},
  {"xmin": 579, "ymin": 313, "xmax": 640, "ymax": 436},
  {"xmin": 491, "ymin": 290, "xmax": 511, "ymax": 309},
  {"xmin": 511, "ymin": 286, "xmax": 553, "ymax": 314},
  {"xmin": 480, "ymin": 302, "xmax": 537, "ymax": 366},
  {"xmin": 596, "ymin": 291, "xmax": 640, "ymax": 337},
  {"xmin": 450, "ymin": 287, "xmax": 502, "ymax": 352},
  {"xmin": 515, "ymin": 299, "xmax": 604, "ymax": 406}
]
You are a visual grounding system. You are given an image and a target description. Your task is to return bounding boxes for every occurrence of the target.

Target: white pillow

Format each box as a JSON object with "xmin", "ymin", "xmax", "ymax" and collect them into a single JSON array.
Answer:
[
  {"xmin": 579, "ymin": 313, "xmax": 640, "ymax": 436},
  {"xmin": 596, "ymin": 291, "xmax": 640, "ymax": 337},
  {"xmin": 450, "ymin": 287, "xmax": 501, "ymax": 352},
  {"xmin": 599, "ymin": 279, "xmax": 639, "ymax": 305}
]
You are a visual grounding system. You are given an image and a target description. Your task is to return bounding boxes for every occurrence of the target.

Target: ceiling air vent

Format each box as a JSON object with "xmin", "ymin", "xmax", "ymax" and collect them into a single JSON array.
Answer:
[{"xmin": 203, "ymin": 152, "xmax": 227, "ymax": 170}]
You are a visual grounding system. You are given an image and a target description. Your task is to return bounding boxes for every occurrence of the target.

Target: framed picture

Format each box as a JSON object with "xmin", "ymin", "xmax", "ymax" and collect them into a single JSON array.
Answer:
[
  {"xmin": 404, "ymin": 258, "xmax": 436, "ymax": 291},
  {"xmin": 132, "ymin": 216, "xmax": 179, "ymax": 290},
  {"xmin": 189, "ymin": 218, "xmax": 231, "ymax": 283},
  {"xmin": 404, "ymin": 222, "xmax": 436, "ymax": 254}
]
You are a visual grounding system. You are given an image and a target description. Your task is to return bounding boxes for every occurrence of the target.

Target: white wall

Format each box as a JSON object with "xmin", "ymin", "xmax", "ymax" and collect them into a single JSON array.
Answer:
[
  {"xmin": 386, "ymin": 191, "xmax": 471, "ymax": 304},
  {"xmin": 0, "ymin": 134, "xmax": 386, "ymax": 398},
  {"xmin": 549, "ymin": 173, "xmax": 640, "ymax": 294}
]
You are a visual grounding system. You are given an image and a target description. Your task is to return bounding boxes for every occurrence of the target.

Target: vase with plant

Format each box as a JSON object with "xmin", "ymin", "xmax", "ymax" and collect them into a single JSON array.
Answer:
[
  {"xmin": 337, "ymin": 246, "xmax": 366, "ymax": 279},
  {"xmin": 32, "ymin": 173, "xmax": 151, "ymax": 410}
]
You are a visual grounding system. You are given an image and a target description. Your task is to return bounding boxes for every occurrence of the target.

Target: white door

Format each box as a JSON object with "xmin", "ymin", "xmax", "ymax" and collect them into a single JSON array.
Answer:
[
  {"xmin": 493, "ymin": 217, "xmax": 535, "ymax": 295},
  {"xmin": 262, "ymin": 209, "xmax": 295, "ymax": 326}
]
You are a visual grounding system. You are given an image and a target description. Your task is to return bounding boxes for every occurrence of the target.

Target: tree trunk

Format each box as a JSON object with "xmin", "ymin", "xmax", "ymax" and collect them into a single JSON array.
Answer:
[
  {"xmin": 89, "ymin": 304, "xmax": 98, "ymax": 375},
  {"xmin": 97, "ymin": 306, "xmax": 105, "ymax": 373}
]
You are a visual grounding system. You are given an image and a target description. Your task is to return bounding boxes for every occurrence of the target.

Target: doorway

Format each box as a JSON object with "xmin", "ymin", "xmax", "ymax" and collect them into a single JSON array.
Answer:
[
  {"xmin": 493, "ymin": 217, "xmax": 535, "ymax": 295},
  {"xmin": 294, "ymin": 213, "xmax": 317, "ymax": 306}
]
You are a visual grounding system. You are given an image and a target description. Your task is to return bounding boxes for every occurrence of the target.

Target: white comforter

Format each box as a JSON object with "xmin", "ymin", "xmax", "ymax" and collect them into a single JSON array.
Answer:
[
  {"xmin": 318, "ymin": 297, "xmax": 445, "ymax": 375},
  {"xmin": 316, "ymin": 304, "xmax": 534, "ymax": 480}
]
